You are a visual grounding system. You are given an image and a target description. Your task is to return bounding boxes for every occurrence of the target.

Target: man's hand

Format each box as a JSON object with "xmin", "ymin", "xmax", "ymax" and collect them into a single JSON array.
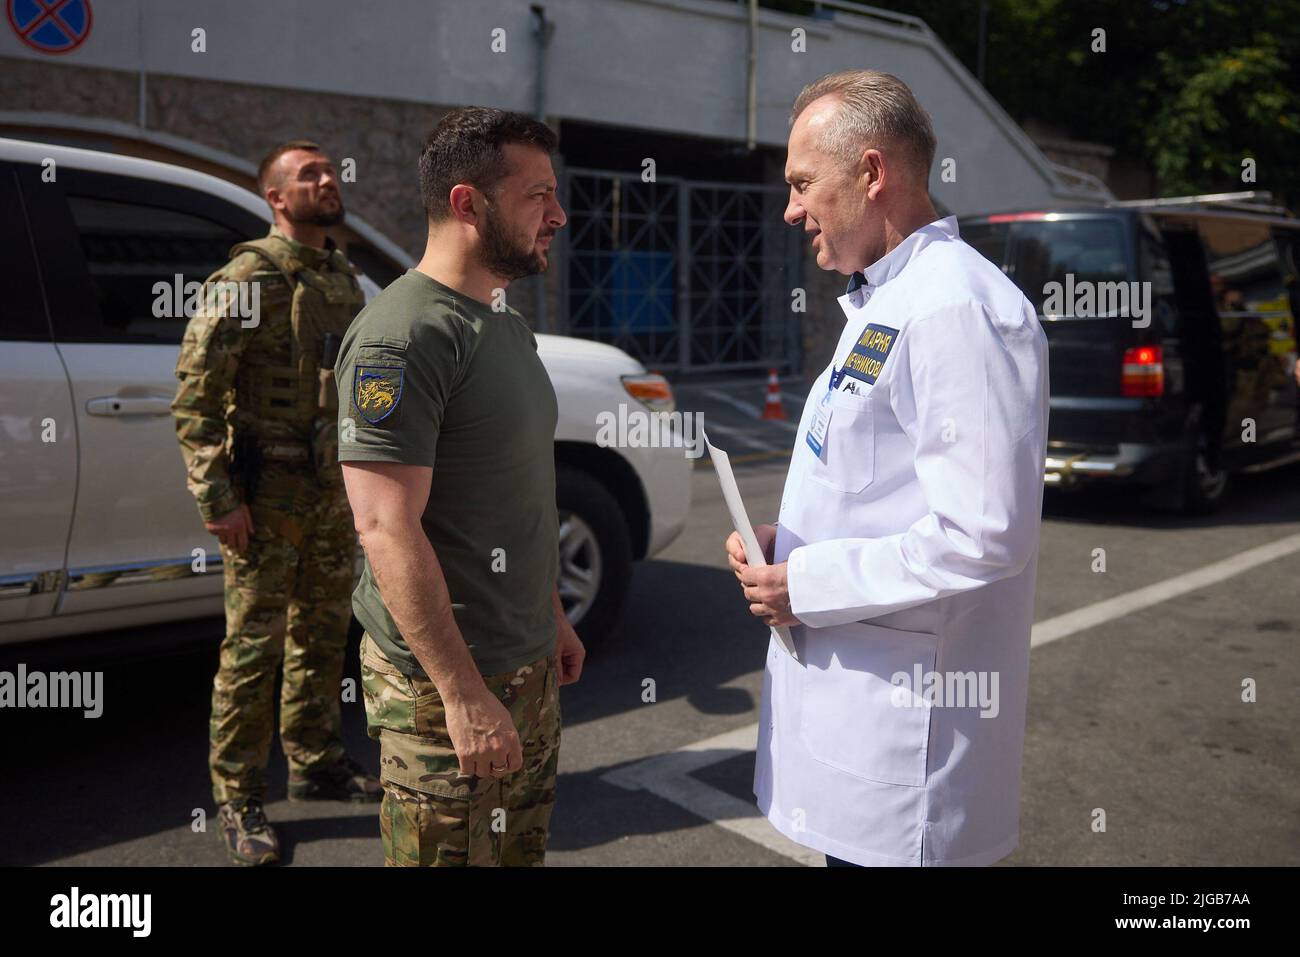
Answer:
[
  {"xmin": 551, "ymin": 587, "xmax": 585, "ymax": 685},
  {"xmin": 555, "ymin": 619, "xmax": 586, "ymax": 686},
  {"xmin": 444, "ymin": 687, "xmax": 523, "ymax": 779},
  {"xmin": 725, "ymin": 523, "xmax": 777, "ymax": 577},
  {"xmin": 206, "ymin": 503, "xmax": 254, "ymax": 553},
  {"xmin": 726, "ymin": 524, "xmax": 796, "ymax": 627},
  {"xmin": 738, "ymin": 560, "xmax": 799, "ymax": 628}
]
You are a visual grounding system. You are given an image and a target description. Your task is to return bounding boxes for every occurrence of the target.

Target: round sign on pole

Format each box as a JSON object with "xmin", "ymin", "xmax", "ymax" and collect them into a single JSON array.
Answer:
[{"xmin": 7, "ymin": 0, "xmax": 93, "ymax": 55}]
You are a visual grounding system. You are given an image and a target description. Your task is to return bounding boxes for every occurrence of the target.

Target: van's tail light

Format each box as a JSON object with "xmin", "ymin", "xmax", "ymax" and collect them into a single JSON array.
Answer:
[{"xmin": 1121, "ymin": 345, "xmax": 1164, "ymax": 397}]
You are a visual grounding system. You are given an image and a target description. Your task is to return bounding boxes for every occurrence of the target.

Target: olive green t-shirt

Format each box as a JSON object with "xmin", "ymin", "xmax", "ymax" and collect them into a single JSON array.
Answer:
[{"xmin": 336, "ymin": 269, "xmax": 559, "ymax": 677}]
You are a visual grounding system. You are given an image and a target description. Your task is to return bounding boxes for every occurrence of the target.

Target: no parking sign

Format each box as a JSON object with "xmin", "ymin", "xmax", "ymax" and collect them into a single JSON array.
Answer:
[{"xmin": 6, "ymin": 0, "xmax": 92, "ymax": 55}]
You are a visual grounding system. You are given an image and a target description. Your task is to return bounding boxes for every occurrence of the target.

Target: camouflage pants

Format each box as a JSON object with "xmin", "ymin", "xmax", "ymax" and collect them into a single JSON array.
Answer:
[
  {"xmin": 210, "ymin": 466, "xmax": 357, "ymax": 804},
  {"xmin": 359, "ymin": 634, "xmax": 561, "ymax": 866}
]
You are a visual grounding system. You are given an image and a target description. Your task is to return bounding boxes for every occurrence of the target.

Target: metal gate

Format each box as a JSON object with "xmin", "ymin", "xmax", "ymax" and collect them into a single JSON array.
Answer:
[{"xmin": 559, "ymin": 166, "xmax": 802, "ymax": 373}]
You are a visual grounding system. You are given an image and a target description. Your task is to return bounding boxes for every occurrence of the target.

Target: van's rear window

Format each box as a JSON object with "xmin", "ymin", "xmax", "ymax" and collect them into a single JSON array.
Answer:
[{"xmin": 964, "ymin": 218, "xmax": 1129, "ymax": 312}]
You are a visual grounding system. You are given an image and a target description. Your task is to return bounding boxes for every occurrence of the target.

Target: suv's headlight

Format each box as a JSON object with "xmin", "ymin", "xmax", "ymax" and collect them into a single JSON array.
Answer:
[{"xmin": 621, "ymin": 373, "xmax": 676, "ymax": 414}]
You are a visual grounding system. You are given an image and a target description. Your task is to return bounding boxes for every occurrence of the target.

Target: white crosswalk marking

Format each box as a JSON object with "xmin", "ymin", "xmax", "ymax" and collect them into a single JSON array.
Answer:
[
  {"xmin": 603, "ymin": 722, "xmax": 822, "ymax": 865},
  {"xmin": 1031, "ymin": 531, "xmax": 1300, "ymax": 647}
]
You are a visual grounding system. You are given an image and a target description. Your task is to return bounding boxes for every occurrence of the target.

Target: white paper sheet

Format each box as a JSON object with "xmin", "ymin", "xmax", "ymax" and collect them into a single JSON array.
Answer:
[{"xmin": 704, "ymin": 430, "xmax": 799, "ymax": 662}]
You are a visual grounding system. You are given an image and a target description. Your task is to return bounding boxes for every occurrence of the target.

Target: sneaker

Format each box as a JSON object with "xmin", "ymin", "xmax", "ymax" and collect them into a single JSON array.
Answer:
[
  {"xmin": 218, "ymin": 799, "xmax": 280, "ymax": 866},
  {"xmin": 288, "ymin": 755, "xmax": 383, "ymax": 803}
]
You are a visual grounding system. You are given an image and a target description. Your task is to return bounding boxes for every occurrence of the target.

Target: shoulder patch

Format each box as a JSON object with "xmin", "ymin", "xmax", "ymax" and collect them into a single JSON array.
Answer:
[{"xmin": 353, "ymin": 364, "xmax": 404, "ymax": 425}]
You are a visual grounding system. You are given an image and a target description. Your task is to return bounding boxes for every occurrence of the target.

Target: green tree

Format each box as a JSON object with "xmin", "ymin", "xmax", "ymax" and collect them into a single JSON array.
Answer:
[
  {"xmin": 764, "ymin": 0, "xmax": 1300, "ymax": 202},
  {"xmin": 1146, "ymin": 36, "xmax": 1299, "ymax": 195}
]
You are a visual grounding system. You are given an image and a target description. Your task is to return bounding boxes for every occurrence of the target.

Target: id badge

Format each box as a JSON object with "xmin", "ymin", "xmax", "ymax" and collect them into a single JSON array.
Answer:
[{"xmin": 805, "ymin": 387, "xmax": 833, "ymax": 458}]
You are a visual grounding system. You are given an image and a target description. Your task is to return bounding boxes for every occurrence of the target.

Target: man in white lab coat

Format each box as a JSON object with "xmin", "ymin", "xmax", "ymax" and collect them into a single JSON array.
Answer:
[{"xmin": 726, "ymin": 70, "xmax": 1049, "ymax": 866}]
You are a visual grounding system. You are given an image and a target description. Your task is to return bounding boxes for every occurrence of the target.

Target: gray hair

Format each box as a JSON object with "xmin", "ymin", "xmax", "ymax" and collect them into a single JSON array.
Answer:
[{"xmin": 791, "ymin": 70, "xmax": 937, "ymax": 181}]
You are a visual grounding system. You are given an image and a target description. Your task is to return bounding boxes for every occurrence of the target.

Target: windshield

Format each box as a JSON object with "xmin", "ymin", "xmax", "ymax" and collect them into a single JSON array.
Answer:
[{"xmin": 964, "ymin": 217, "xmax": 1131, "ymax": 315}]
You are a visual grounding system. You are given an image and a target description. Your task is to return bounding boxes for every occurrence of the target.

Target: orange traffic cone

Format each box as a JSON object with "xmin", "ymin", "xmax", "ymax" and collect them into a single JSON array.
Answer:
[{"xmin": 761, "ymin": 368, "xmax": 787, "ymax": 420}]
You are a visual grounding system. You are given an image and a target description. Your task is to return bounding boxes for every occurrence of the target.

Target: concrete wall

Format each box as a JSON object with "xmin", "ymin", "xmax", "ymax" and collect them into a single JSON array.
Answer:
[
  {"xmin": 0, "ymin": 0, "xmax": 1072, "ymax": 215},
  {"xmin": 0, "ymin": 58, "xmax": 442, "ymax": 255},
  {"xmin": 1, "ymin": 0, "xmax": 1081, "ymax": 374}
]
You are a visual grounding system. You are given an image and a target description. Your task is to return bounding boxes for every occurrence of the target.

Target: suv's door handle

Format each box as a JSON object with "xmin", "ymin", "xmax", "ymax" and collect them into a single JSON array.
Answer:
[{"xmin": 86, "ymin": 396, "xmax": 174, "ymax": 417}]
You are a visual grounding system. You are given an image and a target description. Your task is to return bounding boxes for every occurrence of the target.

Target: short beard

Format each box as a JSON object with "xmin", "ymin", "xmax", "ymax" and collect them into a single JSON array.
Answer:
[
  {"xmin": 284, "ymin": 197, "xmax": 345, "ymax": 229},
  {"xmin": 308, "ymin": 205, "xmax": 346, "ymax": 227},
  {"xmin": 478, "ymin": 205, "xmax": 545, "ymax": 280}
]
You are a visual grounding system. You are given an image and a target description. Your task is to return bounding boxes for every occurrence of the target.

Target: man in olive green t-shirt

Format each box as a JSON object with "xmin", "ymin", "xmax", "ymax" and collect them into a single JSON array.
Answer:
[
  {"xmin": 340, "ymin": 270, "xmax": 560, "ymax": 678},
  {"xmin": 337, "ymin": 107, "xmax": 584, "ymax": 867}
]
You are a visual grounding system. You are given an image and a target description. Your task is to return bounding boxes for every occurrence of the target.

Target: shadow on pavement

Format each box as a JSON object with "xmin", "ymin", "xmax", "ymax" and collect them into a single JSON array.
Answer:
[
  {"xmin": 0, "ymin": 623, "xmax": 378, "ymax": 866},
  {"xmin": 0, "ymin": 561, "xmax": 762, "ymax": 864}
]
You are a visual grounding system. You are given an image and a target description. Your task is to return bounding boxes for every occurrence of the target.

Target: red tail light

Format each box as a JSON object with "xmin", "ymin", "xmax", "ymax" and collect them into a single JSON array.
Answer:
[{"xmin": 1121, "ymin": 345, "xmax": 1164, "ymax": 397}]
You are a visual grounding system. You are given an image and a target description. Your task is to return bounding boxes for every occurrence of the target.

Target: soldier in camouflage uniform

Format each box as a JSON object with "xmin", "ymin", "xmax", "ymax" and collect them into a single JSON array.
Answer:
[{"xmin": 172, "ymin": 140, "xmax": 382, "ymax": 867}]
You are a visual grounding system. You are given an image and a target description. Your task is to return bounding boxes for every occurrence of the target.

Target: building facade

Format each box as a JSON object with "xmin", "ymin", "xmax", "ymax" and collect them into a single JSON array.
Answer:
[{"xmin": 1, "ymin": 0, "xmax": 1099, "ymax": 375}]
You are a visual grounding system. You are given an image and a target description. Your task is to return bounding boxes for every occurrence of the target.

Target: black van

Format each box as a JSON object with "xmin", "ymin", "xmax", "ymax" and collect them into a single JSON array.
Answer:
[{"xmin": 960, "ymin": 196, "xmax": 1300, "ymax": 512}]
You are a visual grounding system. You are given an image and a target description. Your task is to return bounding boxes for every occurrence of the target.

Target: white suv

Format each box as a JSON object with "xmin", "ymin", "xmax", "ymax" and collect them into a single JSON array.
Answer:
[{"xmin": 0, "ymin": 137, "xmax": 690, "ymax": 645}]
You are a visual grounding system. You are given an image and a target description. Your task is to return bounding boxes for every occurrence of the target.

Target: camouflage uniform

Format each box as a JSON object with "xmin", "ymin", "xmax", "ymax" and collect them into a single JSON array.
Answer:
[
  {"xmin": 172, "ymin": 227, "xmax": 365, "ymax": 805},
  {"xmin": 359, "ymin": 634, "xmax": 561, "ymax": 866}
]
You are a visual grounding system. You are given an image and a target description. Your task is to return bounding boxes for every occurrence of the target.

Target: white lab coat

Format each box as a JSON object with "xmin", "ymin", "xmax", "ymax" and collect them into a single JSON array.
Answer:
[{"xmin": 754, "ymin": 217, "xmax": 1049, "ymax": 866}]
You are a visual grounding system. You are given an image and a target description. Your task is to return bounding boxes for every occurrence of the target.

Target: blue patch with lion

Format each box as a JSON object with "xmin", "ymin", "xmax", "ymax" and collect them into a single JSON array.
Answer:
[{"xmin": 353, "ymin": 365, "xmax": 404, "ymax": 425}]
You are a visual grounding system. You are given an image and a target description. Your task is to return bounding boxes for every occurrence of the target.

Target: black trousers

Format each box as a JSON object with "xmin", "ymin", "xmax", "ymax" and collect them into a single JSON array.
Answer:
[{"xmin": 826, "ymin": 854, "xmax": 862, "ymax": 868}]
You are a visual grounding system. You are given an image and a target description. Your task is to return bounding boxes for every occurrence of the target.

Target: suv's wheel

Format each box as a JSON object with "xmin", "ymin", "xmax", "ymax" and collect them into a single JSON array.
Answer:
[
  {"xmin": 1181, "ymin": 433, "xmax": 1230, "ymax": 514},
  {"xmin": 555, "ymin": 464, "xmax": 632, "ymax": 646}
]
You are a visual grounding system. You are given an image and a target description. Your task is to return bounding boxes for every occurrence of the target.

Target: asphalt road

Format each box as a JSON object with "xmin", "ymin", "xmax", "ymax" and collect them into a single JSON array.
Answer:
[{"xmin": 2, "ymin": 375, "xmax": 1297, "ymax": 867}]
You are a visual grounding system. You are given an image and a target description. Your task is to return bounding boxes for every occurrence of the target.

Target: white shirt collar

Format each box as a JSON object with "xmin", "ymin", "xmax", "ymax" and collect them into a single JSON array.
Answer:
[{"xmin": 845, "ymin": 216, "xmax": 960, "ymax": 307}]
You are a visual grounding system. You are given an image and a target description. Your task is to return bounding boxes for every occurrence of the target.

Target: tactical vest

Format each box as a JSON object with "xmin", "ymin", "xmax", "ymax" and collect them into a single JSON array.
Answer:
[{"xmin": 231, "ymin": 235, "xmax": 365, "ymax": 425}]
